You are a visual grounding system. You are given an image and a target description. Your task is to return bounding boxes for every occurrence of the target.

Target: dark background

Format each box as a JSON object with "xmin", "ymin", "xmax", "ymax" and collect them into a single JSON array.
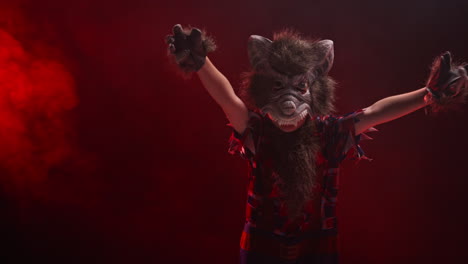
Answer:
[{"xmin": 1, "ymin": 0, "xmax": 468, "ymax": 263}]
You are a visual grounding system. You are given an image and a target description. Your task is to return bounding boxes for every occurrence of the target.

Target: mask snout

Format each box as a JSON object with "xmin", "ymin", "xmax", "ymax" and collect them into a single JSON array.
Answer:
[{"xmin": 281, "ymin": 100, "xmax": 297, "ymax": 115}]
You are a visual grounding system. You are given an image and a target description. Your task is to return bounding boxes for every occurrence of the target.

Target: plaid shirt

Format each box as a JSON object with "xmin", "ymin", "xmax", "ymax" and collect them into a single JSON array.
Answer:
[{"xmin": 229, "ymin": 111, "xmax": 375, "ymax": 263}]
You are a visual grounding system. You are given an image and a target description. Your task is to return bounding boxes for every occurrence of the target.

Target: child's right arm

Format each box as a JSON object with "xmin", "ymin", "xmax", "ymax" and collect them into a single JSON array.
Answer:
[
  {"xmin": 167, "ymin": 24, "xmax": 248, "ymax": 134},
  {"xmin": 197, "ymin": 57, "xmax": 249, "ymax": 134}
]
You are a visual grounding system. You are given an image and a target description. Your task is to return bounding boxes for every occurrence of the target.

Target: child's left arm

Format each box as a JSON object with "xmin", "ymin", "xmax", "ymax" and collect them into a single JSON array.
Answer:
[
  {"xmin": 356, "ymin": 88, "xmax": 428, "ymax": 134},
  {"xmin": 356, "ymin": 52, "xmax": 468, "ymax": 135}
]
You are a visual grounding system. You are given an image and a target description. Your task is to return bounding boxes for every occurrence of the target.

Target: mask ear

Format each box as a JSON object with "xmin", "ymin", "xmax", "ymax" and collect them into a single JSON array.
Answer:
[
  {"xmin": 313, "ymin": 39, "xmax": 334, "ymax": 75},
  {"xmin": 247, "ymin": 35, "xmax": 272, "ymax": 72}
]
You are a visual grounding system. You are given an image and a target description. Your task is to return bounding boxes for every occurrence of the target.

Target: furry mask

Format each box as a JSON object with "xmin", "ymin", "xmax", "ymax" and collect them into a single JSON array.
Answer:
[
  {"xmin": 240, "ymin": 30, "xmax": 336, "ymax": 132},
  {"xmin": 239, "ymin": 30, "xmax": 337, "ymax": 217}
]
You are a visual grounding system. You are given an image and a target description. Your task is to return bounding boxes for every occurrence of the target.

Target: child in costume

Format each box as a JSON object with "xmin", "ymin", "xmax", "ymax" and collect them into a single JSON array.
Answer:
[{"xmin": 165, "ymin": 24, "xmax": 468, "ymax": 264}]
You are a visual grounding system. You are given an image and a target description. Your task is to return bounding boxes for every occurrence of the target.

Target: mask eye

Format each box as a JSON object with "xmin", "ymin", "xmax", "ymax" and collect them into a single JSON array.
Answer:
[
  {"xmin": 296, "ymin": 81, "xmax": 308, "ymax": 93},
  {"xmin": 273, "ymin": 80, "xmax": 283, "ymax": 90}
]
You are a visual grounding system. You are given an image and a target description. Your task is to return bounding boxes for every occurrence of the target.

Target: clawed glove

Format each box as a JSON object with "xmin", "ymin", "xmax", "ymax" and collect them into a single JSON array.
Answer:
[
  {"xmin": 166, "ymin": 24, "xmax": 216, "ymax": 73},
  {"xmin": 425, "ymin": 51, "xmax": 468, "ymax": 112}
]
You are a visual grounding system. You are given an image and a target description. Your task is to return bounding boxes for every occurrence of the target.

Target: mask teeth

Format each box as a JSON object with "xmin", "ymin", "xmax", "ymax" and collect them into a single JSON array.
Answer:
[
  {"xmin": 294, "ymin": 113, "xmax": 302, "ymax": 126},
  {"xmin": 276, "ymin": 110, "xmax": 309, "ymax": 127}
]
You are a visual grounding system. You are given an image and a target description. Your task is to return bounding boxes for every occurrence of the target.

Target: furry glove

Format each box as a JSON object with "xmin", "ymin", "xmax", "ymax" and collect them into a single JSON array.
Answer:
[
  {"xmin": 166, "ymin": 24, "xmax": 216, "ymax": 73},
  {"xmin": 425, "ymin": 51, "xmax": 468, "ymax": 112}
]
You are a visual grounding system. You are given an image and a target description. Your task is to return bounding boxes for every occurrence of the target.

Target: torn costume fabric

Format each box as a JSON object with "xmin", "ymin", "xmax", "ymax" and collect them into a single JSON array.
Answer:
[{"xmin": 229, "ymin": 110, "xmax": 375, "ymax": 264}]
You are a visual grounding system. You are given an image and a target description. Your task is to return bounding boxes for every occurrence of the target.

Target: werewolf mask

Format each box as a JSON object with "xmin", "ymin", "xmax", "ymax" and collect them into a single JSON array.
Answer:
[
  {"xmin": 240, "ymin": 30, "xmax": 337, "ymax": 217},
  {"xmin": 245, "ymin": 30, "xmax": 335, "ymax": 132}
]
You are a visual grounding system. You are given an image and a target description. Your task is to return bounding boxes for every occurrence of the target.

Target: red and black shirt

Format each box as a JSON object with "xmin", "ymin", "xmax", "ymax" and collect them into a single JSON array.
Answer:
[{"xmin": 229, "ymin": 110, "xmax": 375, "ymax": 261}]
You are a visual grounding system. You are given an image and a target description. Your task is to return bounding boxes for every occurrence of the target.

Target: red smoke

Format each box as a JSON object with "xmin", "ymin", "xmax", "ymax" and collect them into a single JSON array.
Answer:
[{"xmin": 0, "ymin": 5, "xmax": 78, "ymax": 200}]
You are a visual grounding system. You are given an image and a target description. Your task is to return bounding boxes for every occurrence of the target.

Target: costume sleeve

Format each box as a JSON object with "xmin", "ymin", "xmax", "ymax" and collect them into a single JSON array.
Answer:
[
  {"xmin": 321, "ymin": 110, "xmax": 377, "ymax": 164},
  {"xmin": 228, "ymin": 111, "xmax": 261, "ymax": 159}
]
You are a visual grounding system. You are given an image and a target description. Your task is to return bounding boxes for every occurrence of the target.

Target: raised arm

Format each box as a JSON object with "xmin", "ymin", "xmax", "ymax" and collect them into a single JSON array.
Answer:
[
  {"xmin": 197, "ymin": 58, "xmax": 249, "ymax": 133},
  {"xmin": 356, "ymin": 52, "xmax": 468, "ymax": 135},
  {"xmin": 166, "ymin": 24, "xmax": 248, "ymax": 134},
  {"xmin": 356, "ymin": 88, "xmax": 428, "ymax": 134}
]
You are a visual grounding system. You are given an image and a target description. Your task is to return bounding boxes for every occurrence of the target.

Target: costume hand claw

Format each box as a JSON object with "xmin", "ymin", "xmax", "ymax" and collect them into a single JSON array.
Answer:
[
  {"xmin": 165, "ymin": 24, "xmax": 214, "ymax": 72},
  {"xmin": 426, "ymin": 51, "xmax": 468, "ymax": 98}
]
